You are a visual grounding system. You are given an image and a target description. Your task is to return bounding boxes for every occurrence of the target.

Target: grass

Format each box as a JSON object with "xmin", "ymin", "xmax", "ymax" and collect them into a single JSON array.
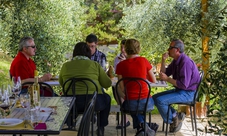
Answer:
[{"xmin": 0, "ymin": 52, "xmax": 12, "ymax": 86}]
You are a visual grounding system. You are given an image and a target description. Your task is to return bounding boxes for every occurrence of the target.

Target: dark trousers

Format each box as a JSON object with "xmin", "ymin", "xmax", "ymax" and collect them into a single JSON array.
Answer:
[{"xmin": 75, "ymin": 93, "xmax": 111, "ymax": 127}]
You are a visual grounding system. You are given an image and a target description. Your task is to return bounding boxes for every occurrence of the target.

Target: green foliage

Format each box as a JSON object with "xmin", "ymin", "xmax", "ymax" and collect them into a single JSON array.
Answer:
[
  {"xmin": 81, "ymin": 1, "xmax": 125, "ymax": 43},
  {"xmin": 0, "ymin": 52, "xmax": 12, "ymax": 86},
  {"xmin": 119, "ymin": 0, "xmax": 203, "ymax": 64},
  {"xmin": 202, "ymin": 1, "xmax": 227, "ymax": 133},
  {"xmin": 206, "ymin": 41, "xmax": 227, "ymax": 134},
  {"xmin": 0, "ymin": 0, "xmax": 85, "ymax": 76}
]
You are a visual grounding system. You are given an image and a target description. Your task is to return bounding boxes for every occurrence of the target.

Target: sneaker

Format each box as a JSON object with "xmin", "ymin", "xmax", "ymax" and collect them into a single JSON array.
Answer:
[
  {"xmin": 169, "ymin": 112, "xmax": 185, "ymax": 132},
  {"xmin": 116, "ymin": 121, "xmax": 130, "ymax": 129},
  {"xmin": 149, "ymin": 122, "xmax": 159, "ymax": 132},
  {"xmin": 169, "ymin": 122, "xmax": 182, "ymax": 132},
  {"xmin": 143, "ymin": 123, "xmax": 155, "ymax": 136},
  {"xmin": 135, "ymin": 129, "xmax": 145, "ymax": 136},
  {"xmin": 178, "ymin": 112, "xmax": 186, "ymax": 122},
  {"xmin": 173, "ymin": 113, "xmax": 179, "ymax": 127}
]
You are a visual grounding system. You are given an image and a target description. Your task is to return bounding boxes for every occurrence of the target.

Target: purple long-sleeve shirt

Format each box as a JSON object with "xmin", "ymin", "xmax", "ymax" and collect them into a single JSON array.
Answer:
[{"xmin": 166, "ymin": 53, "xmax": 200, "ymax": 90}]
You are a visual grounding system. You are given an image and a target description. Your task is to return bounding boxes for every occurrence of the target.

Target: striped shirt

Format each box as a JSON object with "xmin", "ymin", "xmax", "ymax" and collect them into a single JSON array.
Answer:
[{"xmin": 91, "ymin": 49, "xmax": 107, "ymax": 71}]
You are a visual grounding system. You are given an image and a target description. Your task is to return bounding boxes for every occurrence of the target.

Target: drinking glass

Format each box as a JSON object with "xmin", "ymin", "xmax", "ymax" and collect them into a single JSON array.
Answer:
[
  {"xmin": 12, "ymin": 76, "xmax": 22, "ymax": 97},
  {"xmin": 19, "ymin": 93, "xmax": 30, "ymax": 120},
  {"xmin": 0, "ymin": 87, "xmax": 10, "ymax": 118}
]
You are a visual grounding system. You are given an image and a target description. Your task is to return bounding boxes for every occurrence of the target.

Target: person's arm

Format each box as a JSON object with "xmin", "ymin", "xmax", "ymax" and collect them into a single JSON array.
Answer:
[
  {"xmin": 117, "ymin": 75, "xmax": 125, "ymax": 98},
  {"xmin": 159, "ymin": 72, "xmax": 177, "ymax": 86},
  {"xmin": 147, "ymin": 69, "xmax": 157, "ymax": 83},
  {"xmin": 160, "ymin": 52, "xmax": 169, "ymax": 73},
  {"xmin": 98, "ymin": 64, "xmax": 112, "ymax": 88},
  {"xmin": 114, "ymin": 57, "xmax": 119, "ymax": 71},
  {"xmin": 21, "ymin": 73, "xmax": 52, "ymax": 84}
]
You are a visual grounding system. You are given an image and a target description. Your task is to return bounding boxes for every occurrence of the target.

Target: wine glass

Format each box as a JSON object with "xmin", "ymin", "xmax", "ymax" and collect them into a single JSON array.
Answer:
[
  {"xmin": 19, "ymin": 93, "xmax": 30, "ymax": 120},
  {"xmin": 0, "ymin": 87, "xmax": 10, "ymax": 118},
  {"xmin": 12, "ymin": 76, "xmax": 22, "ymax": 98}
]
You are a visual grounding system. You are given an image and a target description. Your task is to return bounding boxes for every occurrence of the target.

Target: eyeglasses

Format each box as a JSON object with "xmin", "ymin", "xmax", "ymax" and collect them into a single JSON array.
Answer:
[
  {"xmin": 168, "ymin": 46, "xmax": 178, "ymax": 50},
  {"xmin": 27, "ymin": 45, "xmax": 36, "ymax": 49}
]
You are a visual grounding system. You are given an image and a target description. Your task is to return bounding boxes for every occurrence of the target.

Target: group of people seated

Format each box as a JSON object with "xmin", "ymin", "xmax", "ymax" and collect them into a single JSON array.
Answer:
[{"xmin": 9, "ymin": 34, "xmax": 200, "ymax": 136}]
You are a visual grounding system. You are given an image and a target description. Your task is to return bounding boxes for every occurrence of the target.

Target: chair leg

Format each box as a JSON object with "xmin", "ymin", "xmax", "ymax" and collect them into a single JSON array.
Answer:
[
  {"xmin": 91, "ymin": 113, "xmax": 94, "ymax": 136},
  {"xmin": 144, "ymin": 112, "xmax": 147, "ymax": 136},
  {"xmin": 120, "ymin": 111, "xmax": 124, "ymax": 136},
  {"xmin": 117, "ymin": 112, "xmax": 120, "ymax": 125},
  {"xmin": 149, "ymin": 112, "xmax": 151, "ymax": 125},
  {"xmin": 162, "ymin": 121, "xmax": 165, "ymax": 131},
  {"xmin": 123, "ymin": 113, "xmax": 126, "ymax": 136},
  {"xmin": 190, "ymin": 106, "xmax": 194, "ymax": 131},
  {"xmin": 193, "ymin": 105, "xmax": 198, "ymax": 136},
  {"xmin": 165, "ymin": 105, "xmax": 170, "ymax": 136},
  {"xmin": 97, "ymin": 112, "xmax": 100, "ymax": 136}
]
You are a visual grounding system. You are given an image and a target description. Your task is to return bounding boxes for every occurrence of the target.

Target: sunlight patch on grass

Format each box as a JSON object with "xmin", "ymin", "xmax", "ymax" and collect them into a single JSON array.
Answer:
[{"xmin": 0, "ymin": 52, "xmax": 12, "ymax": 86}]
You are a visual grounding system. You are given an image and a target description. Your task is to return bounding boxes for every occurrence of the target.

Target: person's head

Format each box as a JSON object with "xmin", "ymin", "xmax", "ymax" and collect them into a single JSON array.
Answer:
[
  {"xmin": 120, "ymin": 40, "xmax": 126, "ymax": 56},
  {"xmin": 19, "ymin": 36, "xmax": 36, "ymax": 57},
  {"xmin": 124, "ymin": 39, "xmax": 141, "ymax": 55},
  {"xmin": 86, "ymin": 34, "xmax": 98, "ymax": 55},
  {"xmin": 168, "ymin": 39, "xmax": 184, "ymax": 58},
  {"xmin": 73, "ymin": 42, "xmax": 91, "ymax": 59}
]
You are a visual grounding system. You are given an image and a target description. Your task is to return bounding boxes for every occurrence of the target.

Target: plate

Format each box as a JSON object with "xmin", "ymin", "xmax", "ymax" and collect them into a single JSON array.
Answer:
[{"xmin": 0, "ymin": 118, "xmax": 23, "ymax": 127}]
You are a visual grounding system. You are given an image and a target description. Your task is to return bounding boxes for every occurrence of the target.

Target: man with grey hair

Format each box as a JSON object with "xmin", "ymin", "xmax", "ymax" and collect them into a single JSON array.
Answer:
[
  {"xmin": 10, "ymin": 36, "xmax": 52, "ymax": 85},
  {"xmin": 152, "ymin": 39, "xmax": 200, "ymax": 132}
]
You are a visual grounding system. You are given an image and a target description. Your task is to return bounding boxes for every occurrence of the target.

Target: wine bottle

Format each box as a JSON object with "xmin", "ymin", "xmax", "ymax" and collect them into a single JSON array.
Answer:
[{"xmin": 33, "ymin": 70, "xmax": 40, "ymax": 108}]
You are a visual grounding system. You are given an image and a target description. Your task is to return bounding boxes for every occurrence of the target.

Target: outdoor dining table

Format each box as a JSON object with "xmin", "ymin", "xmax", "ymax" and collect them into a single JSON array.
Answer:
[
  {"xmin": 0, "ymin": 96, "xmax": 75, "ymax": 136},
  {"xmin": 44, "ymin": 80, "xmax": 60, "ymax": 86}
]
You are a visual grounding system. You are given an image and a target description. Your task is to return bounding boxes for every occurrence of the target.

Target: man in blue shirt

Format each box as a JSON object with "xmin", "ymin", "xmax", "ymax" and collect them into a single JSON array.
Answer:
[
  {"xmin": 86, "ymin": 34, "xmax": 107, "ymax": 71},
  {"xmin": 153, "ymin": 39, "xmax": 200, "ymax": 132}
]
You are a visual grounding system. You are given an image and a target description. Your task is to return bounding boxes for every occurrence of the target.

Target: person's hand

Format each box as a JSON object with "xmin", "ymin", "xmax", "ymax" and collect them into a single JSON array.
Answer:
[
  {"xmin": 162, "ymin": 52, "xmax": 169, "ymax": 61},
  {"xmin": 159, "ymin": 72, "xmax": 168, "ymax": 81},
  {"xmin": 42, "ymin": 73, "xmax": 52, "ymax": 81},
  {"xmin": 118, "ymin": 53, "xmax": 126, "ymax": 61}
]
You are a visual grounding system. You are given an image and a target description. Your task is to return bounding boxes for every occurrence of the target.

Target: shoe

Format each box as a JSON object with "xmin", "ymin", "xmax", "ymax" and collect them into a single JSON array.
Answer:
[
  {"xmin": 135, "ymin": 129, "xmax": 145, "ymax": 136},
  {"xmin": 116, "ymin": 121, "xmax": 130, "ymax": 129},
  {"xmin": 143, "ymin": 123, "xmax": 155, "ymax": 136},
  {"xmin": 169, "ymin": 112, "xmax": 185, "ymax": 132},
  {"xmin": 149, "ymin": 122, "xmax": 159, "ymax": 132},
  {"xmin": 96, "ymin": 127, "xmax": 104, "ymax": 136},
  {"xmin": 169, "ymin": 122, "xmax": 182, "ymax": 132},
  {"xmin": 178, "ymin": 112, "xmax": 186, "ymax": 121},
  {"xmin": 172, "ymin": 113, "xmax": 179, "ymax": 127}
]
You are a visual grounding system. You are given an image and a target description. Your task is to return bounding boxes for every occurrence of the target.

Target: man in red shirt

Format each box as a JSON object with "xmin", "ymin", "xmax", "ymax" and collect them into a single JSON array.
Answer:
[{"xmin": 10, "ymin": 36, "xmax": 52, "ymax": 84}]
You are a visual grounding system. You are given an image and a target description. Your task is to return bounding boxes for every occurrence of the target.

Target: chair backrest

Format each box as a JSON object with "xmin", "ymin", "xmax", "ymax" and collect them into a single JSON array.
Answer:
[
  {"xmin": 77, "ymin": 91, "xmax": 97, "ymax": 136},
  {"xmin": 115, "ymin": 77, "xmax": 151, "ymax": 114},
  {"xmin": 22, "ymin": 82, "xmax": 55, "ymax": 97},
  {"xmin": 62, "ymin": 77, "xmax": 98, "ymax": 106},
  {"xmin": 193, "ymin": 70, "xmax": 204, "ymax": 103}
]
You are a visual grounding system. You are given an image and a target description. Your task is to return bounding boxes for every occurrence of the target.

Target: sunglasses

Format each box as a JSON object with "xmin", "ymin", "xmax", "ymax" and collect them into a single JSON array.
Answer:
[
  {"xmin": 168, "ymin": 46, "xmax": 178, "ymax": 50},
  {"xmin": 27, "ymin": 45, "xmax": 36, "ymax": 49}
]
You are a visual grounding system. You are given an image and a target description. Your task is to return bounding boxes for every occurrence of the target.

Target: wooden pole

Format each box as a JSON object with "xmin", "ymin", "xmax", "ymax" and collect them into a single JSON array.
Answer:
[
  {"xmin": 201, "ymin": 0, "xmax": 209, "ymax": 76},
  {"xmin": 201, "ymin": 0, "xmax": 210, "ymax": 107}
]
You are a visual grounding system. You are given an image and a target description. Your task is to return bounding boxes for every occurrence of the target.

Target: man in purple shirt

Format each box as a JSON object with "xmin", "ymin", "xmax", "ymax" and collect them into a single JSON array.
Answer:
[{"xmin": 153, "ymin": 39, "xmax": 200, "ymax": 132}]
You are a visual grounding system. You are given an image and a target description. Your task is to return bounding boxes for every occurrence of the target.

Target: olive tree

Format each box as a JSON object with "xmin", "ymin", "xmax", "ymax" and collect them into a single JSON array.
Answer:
[{"xmin": 0, "ymin": 0, "xmax": 86, "ymax": 75}]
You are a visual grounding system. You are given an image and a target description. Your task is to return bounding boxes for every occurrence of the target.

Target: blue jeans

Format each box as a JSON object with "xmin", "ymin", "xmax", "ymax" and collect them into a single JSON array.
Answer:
[
  {"xmin": 153, "ymin": 89, "xmax": 195, "ymax": 123},
  {"xmin": 123, "ymin": 97, "xmax": 154, "ymax": 129}
]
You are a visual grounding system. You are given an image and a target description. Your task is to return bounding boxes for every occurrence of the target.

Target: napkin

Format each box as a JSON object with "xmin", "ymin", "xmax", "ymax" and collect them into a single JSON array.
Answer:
[{"xmin": 34, "ymin": 123, "xmax": 47, "ymax": 130}]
